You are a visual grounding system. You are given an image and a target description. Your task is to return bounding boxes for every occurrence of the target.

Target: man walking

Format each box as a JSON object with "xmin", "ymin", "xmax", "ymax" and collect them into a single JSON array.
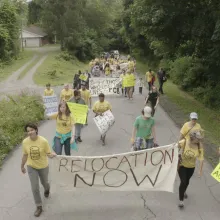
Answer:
[{"xmin": 157, "ymin": 68, "xmax": 166, "ymax": 94}]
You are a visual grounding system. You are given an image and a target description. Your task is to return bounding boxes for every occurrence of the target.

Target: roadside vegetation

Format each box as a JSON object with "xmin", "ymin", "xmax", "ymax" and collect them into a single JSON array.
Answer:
[
  {"xmin": 33, "ymin": 51, "xmax": 88, "ymax": 86},
  {"xmin": 0, "ymin": 93, "xmax": 45, "ymax": 166}
]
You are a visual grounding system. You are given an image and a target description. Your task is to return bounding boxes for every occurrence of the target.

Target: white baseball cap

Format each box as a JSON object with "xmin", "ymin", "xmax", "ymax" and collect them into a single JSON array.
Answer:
[
  {"xmin": 190, "ymin": 112, "xmax": 198, "ymax": 120},
  {"xmin": 144, "ymin": 106, "xmax": 152, "ymax": 117}
]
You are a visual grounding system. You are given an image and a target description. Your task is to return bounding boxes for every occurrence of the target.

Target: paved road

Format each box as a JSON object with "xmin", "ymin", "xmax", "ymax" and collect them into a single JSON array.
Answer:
[{"xmin": 0, "ymin": 85, "xmax": 219, "ymax": 220}]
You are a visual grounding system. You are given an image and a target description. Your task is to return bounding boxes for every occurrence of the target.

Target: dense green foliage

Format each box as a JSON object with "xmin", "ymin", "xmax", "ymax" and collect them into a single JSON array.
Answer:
[
  {"xmin": 0, "ymin": 93, "xmax": 45, "ymax": 164},
  {"xmin": 120, "ymin": 0, "xmax": 220, "ymax": 109}
]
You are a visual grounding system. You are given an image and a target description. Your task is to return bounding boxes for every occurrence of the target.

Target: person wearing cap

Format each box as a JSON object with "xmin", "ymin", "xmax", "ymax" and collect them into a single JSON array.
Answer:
[
  {"xmin": 179, "ymin": 112, "xmax": 202, "ymax": 141},
  {"xmin": 130, "ymin": 106, "xmax": 157, "ymax": 150},
  {"xmin": 60, "ymin": 84, "xmax": 74, "ymax": 103},
  {"xmin": 92, "ymin": 93, "xmax": 112, "ymax": 146},
  {"xmin": 177, "ymin": 130, "xmax": 204, "ymax": 208}
]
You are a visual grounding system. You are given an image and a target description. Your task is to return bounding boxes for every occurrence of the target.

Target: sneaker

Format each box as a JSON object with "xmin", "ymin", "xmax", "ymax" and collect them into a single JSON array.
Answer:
[
  {"xmin": 44, "ymin": 187, "xmax": 50, "ymax": 198},
  {"xmin": 184, "ymin": 193, "xmax": 188, "ymax": 199},
  {"xmin": 77, "ymin": 137, "xmax": 82, "ymax": 142},
  {"xmin": 34, "ymin": 206, "xmax": 42, "ymax": 217},
  {"xmin": 178, "ymin": 201, "xmax": 184, "ymax": 208}
]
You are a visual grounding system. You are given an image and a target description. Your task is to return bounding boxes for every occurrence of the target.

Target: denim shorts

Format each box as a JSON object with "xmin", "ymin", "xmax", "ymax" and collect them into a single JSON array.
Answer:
[{"xmin": 134, "ymin": 137, "xmax": 154, "ymax": 151}]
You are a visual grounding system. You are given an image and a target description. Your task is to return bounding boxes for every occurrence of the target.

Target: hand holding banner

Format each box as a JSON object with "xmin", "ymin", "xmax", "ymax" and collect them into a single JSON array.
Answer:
[{"xmin": 67, "ymin": 102, "xmax": 88, "ymax": 124}]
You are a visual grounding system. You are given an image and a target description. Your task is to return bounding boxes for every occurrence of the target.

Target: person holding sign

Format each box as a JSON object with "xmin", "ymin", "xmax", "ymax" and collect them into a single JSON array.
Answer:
[
  {"xmin": 93, "ymin": 93, "xmax": 112, "ymax": 146},
  {"xmin": 80, "ymin": 84, "xmax": 92, "ymax": 125},
  {"xmin": 69, "ymin": 90, "xmax": 86, "ymax": 143},
  {"xmin": 131, "ymin": 106, "xmax": 157, "ymax": 151},
  {"xmin": 48, "ymin": 102, "xmax": 75, "ymax": 156},
  {"xmin": 60, "ymin": 84, "xmax": 74, "ymax": 102},
  {"xmin": 21, "ymin": 123, "xmax": 56, "ymax": 217},
  {"xmin": 44, "ymin": 83, "xmax": 54, "ymax": 96},
  {"xmin": 177, "ymin": 130, "xmax": 204, "ymax": 208}
]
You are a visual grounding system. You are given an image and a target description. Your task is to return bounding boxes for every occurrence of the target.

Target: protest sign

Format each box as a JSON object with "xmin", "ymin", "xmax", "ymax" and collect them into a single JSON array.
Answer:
[
  {"xmin": 43, "ymin": 95, "xmax": 58, "ymax": 116},
  {"xmin": 120, "ymin": 63, "xmax": 128, "ymax": 71},
  {"xmin": 211, "ymin": 163, "xmax": 220, "ymax": 182},
  {"xmin": 89, "ymin": 78, "xmax": 122, "ymax": 96},
  {"xmin": 50, "ymin": 144, "xmax": 178, "ymax": 192},
  {"xmin": 93, "ymin": 110, "xmax": 115, "ymax": 135},
  {"xmin": 79, "ymin": 74, "xmax": 88, "ymax": 82},
  {"xmin": 67, "ymin": 102, "xmax": 88, "ymax": 124}
]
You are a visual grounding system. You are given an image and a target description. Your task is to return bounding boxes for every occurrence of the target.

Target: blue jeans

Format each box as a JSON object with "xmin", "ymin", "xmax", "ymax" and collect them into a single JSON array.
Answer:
[
  {"xmin": 135, "ymin": 137, "xmax": 154, "ymax": 151},
  {"xmin": 54, "ymin": 137, "xmax": 71, "ymax": 155},
  {"xmin": 75, "ymin": 124, "xmax": 82, "ymax": 139}
]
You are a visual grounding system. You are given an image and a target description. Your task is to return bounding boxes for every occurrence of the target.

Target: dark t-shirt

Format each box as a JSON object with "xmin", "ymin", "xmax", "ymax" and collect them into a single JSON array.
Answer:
[{"xmin": 148, "ymin": 91, "xmax": 159, "ymax": 105}]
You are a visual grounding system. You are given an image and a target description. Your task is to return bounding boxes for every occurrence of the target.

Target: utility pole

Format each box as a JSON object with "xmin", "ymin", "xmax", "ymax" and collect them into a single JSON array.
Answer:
[{"xmin": 21, "ymin": 19, "xmax": 24, "ymax": 51}]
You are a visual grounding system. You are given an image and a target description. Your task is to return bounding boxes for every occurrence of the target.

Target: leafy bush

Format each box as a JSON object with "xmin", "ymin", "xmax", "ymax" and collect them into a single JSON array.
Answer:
[{"xmin": 0, "ymin": 93, "xmax": 45, "ymax": 165}]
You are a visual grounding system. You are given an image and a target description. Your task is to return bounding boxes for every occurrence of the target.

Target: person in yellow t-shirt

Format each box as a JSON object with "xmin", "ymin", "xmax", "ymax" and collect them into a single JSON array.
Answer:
[
  {"xmin": 21, "ymin": 123, "xmax": 56, "ymax": 217},
  {"xmin": 48, "ymin": 102, "xmax": 75, "ymax": 155},
  {"xmin": 104, "ymin": 63, "xmax": 111, "ymax": 76},
  {"xmin": 93, "ymin": 93, "xmax": 112, "ymax": 146},
  {"xmin": 179, "ymin": 112, "xmax": 202, "ymax": 141},
  {"xmin": 125, "ymin": 71, "xmax": 135, "ymax": 100},
  {"xmin": 145, "ymin": 69, "xmax": 155, "ymax": 91},
  {"xmin": 120, "ymin": 71, "xmax": 127, "ymax": 97},
  {"xmin": 44, "ymin": 83, "xmax": 54, "ymax": 96},
  {"xmin": 177, "ymin": 130, "xmax": 204, "ymax": 208},
  {"xmin": 60, "ymin": 84, "xmax": 74, "ymax": 102}
]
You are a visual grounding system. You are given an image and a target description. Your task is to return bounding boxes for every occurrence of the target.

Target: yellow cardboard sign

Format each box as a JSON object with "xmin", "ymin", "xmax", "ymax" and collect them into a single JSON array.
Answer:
[
  {"xmin": 211, "ymin": 162, "xmax": 220, "ymax": 182},
  {"xmin": 67, "ymin": 102, "xmax": 88, "ymax": 124},
  {"xmin": 79, "ymin": 74, "xmax": 88, "ymax": 81}
]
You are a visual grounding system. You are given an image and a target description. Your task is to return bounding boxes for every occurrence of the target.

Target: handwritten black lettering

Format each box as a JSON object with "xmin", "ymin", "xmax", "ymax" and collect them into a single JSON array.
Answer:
[
  {"xmin": 151, "ymin": 150, "xmax": 164, "ymax": 166},
  {"xmin": 59, "ymin": 158, "xmax": 68, "ymax": 172},
  {"xmin": 117, "ymin": 156, "xmax": 132, "ymax": 169},
  {"xmin": 91, "ymin": 158, "xmax": 105, "ymax": 172},
  {"xmin": 105, "ymin": 156, "xmax": 118, "ymax": 169},
  {"xmin": 164, "ymin": 149, "xmax": 174, "ymax": 164},
  {"xmin": 71, "ymin": 159, "xmax": 82, "ymax": 173},
  {"xmin": 74, "ymin": 173, "xmax": 96, "ymax": 187},
  {"xmin": 130, "ymin": 153, "xmax": 144, "ymax": 167}
]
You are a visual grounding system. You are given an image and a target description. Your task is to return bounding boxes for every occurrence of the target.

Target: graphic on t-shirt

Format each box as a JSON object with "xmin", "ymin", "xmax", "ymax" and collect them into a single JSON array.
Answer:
[
  {"xmin": 30, "ymin": 146, "xmax": 40, "ymax": 160},
  {"xmin": 183, "ymin": 150, "xmax": 195, "ymax": 163}
]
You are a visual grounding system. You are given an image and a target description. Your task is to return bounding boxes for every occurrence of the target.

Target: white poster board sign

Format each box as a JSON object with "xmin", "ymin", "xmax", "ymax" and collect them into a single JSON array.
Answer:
[
  {"xmin": 93, "ymin": 110, "xmax": 115, "ymax": 135},
  {"xmin": 50, "ymin": 144, "xmax": 178, "ymax": 192},
  {"xmin": 89, "ymin": 78, "xmax": 122, "ymax": 96},
  {"xmin": 43, "ymin": 95, "xmax": 58, "ymax": 116}
]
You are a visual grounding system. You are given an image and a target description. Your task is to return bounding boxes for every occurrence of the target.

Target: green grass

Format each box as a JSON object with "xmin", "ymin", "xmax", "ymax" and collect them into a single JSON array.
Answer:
[
  {"xmin": 137, "ymin": 60, "xmax": 220, "ymax": 148},
  {"xmin": 17, "ymin": 56, "xmax": 42, "ymax": 80},
  {"xmin": 33, "ymin": 51, "xmax": 88, "ymax": 86},
  {"xmin": 0, "ymin": 50, "xmax": 35, "ymax": 82}
]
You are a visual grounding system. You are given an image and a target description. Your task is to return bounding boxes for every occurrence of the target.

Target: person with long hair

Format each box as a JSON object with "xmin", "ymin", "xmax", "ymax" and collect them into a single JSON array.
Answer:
[
  {"xmin": 177, "ymin": 130, "xmax": 204, "ymax": 208},
  {"xmin": 21, "ymin": 123, "xmax": 56, "ymax": 217},
  {"xmin": 48, "ymin": 102, "xmax": 75, "ymax": 155}
]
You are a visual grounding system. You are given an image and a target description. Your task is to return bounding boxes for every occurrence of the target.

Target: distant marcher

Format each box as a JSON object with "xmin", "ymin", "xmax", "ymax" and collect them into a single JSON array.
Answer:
[
  {"xmin": 131, "ymin": 106, "xmax": 157, "ymax": 151},
  {"xmin": 44, "ymin": 83, "xmax": 54, "ymax": 96},
  {"xmin": 138, "ymin": 77, "xmax": 144, "ymax": 94},
  {"xmin": 179, "ymin": 112, "xmax": 202, "ymax": 141},
  {"xmin": 120, "ymin": 70, "xmax": 127, "ymax": 97},
  {"xmin": 93, "ymin": 93, "xmax": 112, "ymax": 146},
  {"xmin": 125, "ymin": 70, "xmax": 135, "ymax": 100},
  {"xmin": 157, "ymin": 68, "xmax": 166, "ymax": 94},
  {"xmin": 177, "ymin": 130, "xmax": 204, "ymax": 208},
  {"xmin": 145, "ymin": 86, "xmax": 160, "ymax": 117},
  {"xmin": 145, "ymin": 69, "xmax": 155, "ymax": 91},
  {"xmin": 21, "ymin": 123, "xmax": 56, "ymax": 217},
  {"xmin": 49, "ymin": 102, "xmax": 75, "ymax": 155},
  {"xmin": 73, "ymin": 71, "xmax": 80, "ymax": 89},
  {"xmin": 60, "ymin": 84, "xmax": 74, "ymax": 103},
  {"xmin": 69, "ymin": 90, "xmax": 86, "ymax": 143}
]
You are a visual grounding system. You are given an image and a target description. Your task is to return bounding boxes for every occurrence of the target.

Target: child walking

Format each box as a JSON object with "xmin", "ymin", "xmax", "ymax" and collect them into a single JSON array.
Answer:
[{"xmin": 138, "ymin": 77, "xmax": 144, "ymax": 94}]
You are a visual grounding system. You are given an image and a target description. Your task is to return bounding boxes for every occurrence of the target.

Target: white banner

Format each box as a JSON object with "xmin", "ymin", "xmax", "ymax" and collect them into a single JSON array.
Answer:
[
  {"xmin": 50, "ymin": 144, "xmax": 178, "ymax": 192},
  {"xmin": 43, "ymin": 95, "xmax": 58, "ymax": 116},
  {"xmin": 89, "ymin": 78, "xmax": 122, "ymax": 96},
  {"xmin": 93, "ymin": 110, "xmax": 115, "ymax": 135}
]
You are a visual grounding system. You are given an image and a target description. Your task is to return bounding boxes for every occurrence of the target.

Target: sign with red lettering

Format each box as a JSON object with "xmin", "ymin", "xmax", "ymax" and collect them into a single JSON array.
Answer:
[{"xmin": 50, "ymin": 144, "xmax": 178, "ymax": 192}]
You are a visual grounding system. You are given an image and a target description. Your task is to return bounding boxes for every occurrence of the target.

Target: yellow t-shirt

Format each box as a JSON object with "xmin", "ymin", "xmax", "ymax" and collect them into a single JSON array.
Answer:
[
  {"xmin": 92, "ymin": 100, "xmax": 112, "ymax": 113},
  {"xmin": 125, "ymin": 73, "xmax": 135, "ymax": 87},
  {"xmin": 179, "ymin": 139, "xmax": 204, "ymax": 168},
  {"xmin": 60, "ymin": 89, "xmax": 74, "ymax": 102},
  {"xmin": 50, "ymin": 113, "xmax": 75, "ymax": 134},
  {"xmin": 105, "ymin": 67, "xmax": 111, "ymax": 75},
  {"xmin": 22, "ymin": 136, "xmax": 51, "ymax": 169},
  {"xmin": 80, "ymin": 89, "xmax": 91, "ymax": 106},
  {"xmin": 146, "ymin": 71, "xmax": 154, "ymax": 82},
  {"xmin": 44, "ymin": 88, "xmax": 54, "ymax": 96},
  {"xmin": 180, "ymin": 122, "xmax": 202, "ymax": 140}
]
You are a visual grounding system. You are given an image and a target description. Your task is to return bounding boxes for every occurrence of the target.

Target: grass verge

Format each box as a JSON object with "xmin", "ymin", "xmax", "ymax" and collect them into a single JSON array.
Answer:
[
  {"xmin": 0, "ymin": 93, "xmax": 45, "ymax": 167},
  {"xmin": 137, "ymin": 60, "xmax": 220, "ymax": 167},
  {"xmin": 0, "ymin": 50, "xmax": 35, "ymax": 82},
  {"xmin": 17, "ymin": 56, "xmax": 42, "ymax": 80},
  {"xmin": 33, "ymin": 51, "xmax": 88, "ymax": 86}
]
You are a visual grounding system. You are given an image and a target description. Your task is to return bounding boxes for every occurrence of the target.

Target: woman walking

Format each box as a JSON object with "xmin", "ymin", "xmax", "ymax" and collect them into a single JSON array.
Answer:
[
  {"xmin": 21, "ymin": 123, "xmax": 56, "ymax": 217},
  {"xmin": 178, "ymin": 130, "xmax": 204, "ymax": 208},
  {"xmin": 130, "ymin": 106, "xmax": 157, "ymax": 150},
  {"xmin": 49, "ymin": 102, "xmax": 75, "ymax": 155}
]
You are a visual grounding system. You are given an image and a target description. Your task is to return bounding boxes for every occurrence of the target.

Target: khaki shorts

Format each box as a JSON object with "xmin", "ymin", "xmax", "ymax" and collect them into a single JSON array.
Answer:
[{"xmin": 126, "ymin": 87, "xmax": 133, "ymax": 92}]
